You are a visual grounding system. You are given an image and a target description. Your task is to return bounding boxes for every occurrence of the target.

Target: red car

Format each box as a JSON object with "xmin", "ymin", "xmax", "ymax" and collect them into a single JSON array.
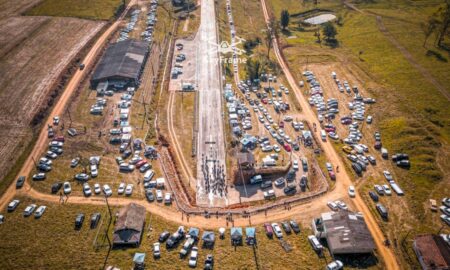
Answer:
[
  {"xmin": 279, "ymin": 121, "xmax": 284, "ymax": 128},
  {"xmin": 261, "ymin": 98, "xmax": 268, "ymax": 104},
  {"xmin": 374, "ymin": 141, "xmax": 382, "ymax": 150},
  {"xmin": 263, "ymin": 223, "xmax": 273, "ymax": 238},
  {"xmin": 324, "ymin": 127, "xmax": 336, "ymax": 132},
  {"xmin": 284, "ymin": 143, "xmax": 292, "ymax": 152},
  {"xmin": 329, "ymin": 171, "xmax": 336, "ymax": 180},
  {"xmin": 135, "ymin": 160, "xmax": 147, "ymax": 168},
  {"xmin": 54, "ymin": 136, "xmax": 65, "ymax": 142}
]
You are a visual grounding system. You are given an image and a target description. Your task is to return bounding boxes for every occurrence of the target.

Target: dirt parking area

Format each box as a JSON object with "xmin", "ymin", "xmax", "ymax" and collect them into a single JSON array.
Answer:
[
  {"xmin": 168, "ymin": 38, "xmax": 197, "ymax": 91},
  {"xmin": 0, "ymin": 1, "xmax": 105, "ymax": 189}
]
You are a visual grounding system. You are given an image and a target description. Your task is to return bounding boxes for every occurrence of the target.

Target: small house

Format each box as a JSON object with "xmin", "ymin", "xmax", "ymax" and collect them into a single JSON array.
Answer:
[
  {"xmin": 112, "ymin": 203, "xmax": 146, "ymax": 248},
  {"xmin": 230, "ymin": 227, "xmax": 243, "ymax": 246},
  {"xmin": 202, "ymin": 231, "xmax": 215, "ymax": 248}
]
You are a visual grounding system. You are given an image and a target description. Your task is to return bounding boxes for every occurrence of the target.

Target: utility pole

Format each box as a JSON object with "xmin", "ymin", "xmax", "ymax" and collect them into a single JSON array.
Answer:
[{"xmin": 102, "ymin": 195, "xmax": 113, "ymax": 270}]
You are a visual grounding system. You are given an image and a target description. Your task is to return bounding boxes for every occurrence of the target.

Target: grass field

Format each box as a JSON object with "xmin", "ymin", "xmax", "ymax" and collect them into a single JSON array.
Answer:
[
  {"xmin": 0, "ymin": 196, "xmax": 383, "ymax": 269},
  {"xmin": 25, "ymin": 0, "xmax": 125, "ymax": 20}
]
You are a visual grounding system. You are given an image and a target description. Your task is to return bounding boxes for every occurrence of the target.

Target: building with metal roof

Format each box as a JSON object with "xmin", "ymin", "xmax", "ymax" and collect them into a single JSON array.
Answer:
[
  {"xmin": 112, "ymin": 203, "xmax": 146, "ymax": 248},
  {"xmin": 90, "ymin": 39, "xmax": 148, "ymax": 90},
  {"xmin": 312, "ymin": 210, "xmax": 375, "ymax": 255},
  {"xmin": 230, "ymin": 227, "xmax": 243, "ymax": 246},
  {"xmin": 413, "ymin": 234, "xmax": 450, "ymax": 270}
]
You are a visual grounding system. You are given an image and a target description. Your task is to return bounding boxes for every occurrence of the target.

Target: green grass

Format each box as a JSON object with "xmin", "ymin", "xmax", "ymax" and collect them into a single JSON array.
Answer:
[{"xmin": 25, "ymin": 0, "xmax": 125, "ymax": 20}]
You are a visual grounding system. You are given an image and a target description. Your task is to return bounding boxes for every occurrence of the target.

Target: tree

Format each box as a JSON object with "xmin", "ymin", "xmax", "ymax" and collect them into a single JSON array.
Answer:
[
  {"xmin": 280, "ymin": 10, "xmax": 290, "ymax": 30},
  {"xmin": 264, "ymin": 18, "xmax": 278, "ymax": 59},
  {"xmin": 246, "ymin": 59, "xmax": 263, "ymax": 84},
  {"xmin": 425, "ymin": 1, "xmax": 450, "ymax": 48},
  {"xmin": 322, "ymin": 22, "xmax": 337, "ymax": 41}
]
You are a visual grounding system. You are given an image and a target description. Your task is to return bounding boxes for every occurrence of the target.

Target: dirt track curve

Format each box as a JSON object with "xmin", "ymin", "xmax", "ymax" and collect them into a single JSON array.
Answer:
[{"xmin": 259, "ymin": 0, "xmax": 400, "ymax": 269}]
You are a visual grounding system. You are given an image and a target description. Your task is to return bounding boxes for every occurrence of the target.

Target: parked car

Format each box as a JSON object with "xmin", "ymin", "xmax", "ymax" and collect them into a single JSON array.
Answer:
[
  {"xmin": 376, "ymin": 203, "xmax": 389, "ymax": 220},
  {"xmin": 153, "ymin": 242, "xmax": 161, "ymax": 259},
  {"xmin": 327, "ymin": 201, "xmax": 338, "ymax": 211},
  {"xmin": 281, "ymin": 221, "xmax": 292, "ymax": 234},
  {"xmin": 348, "ymin": 186, "xmax": 356, "ymax": 198},
  {"xmin": 51, "ymin": 182, "xmax": 62, "ymax": 194},
  {"xmin": 264, "ymin": 223, "xmax": 273, "ymax": 238},
  {"xmin": 74, "ymin": 173, "xmax": 89, "ymax": 182},
  {"xmin": 382, "ymin": 185, "xmax": 392, "ymax": 195},
  {"xmin": 32, "ymin": 173, "xmax": 46, "ymax": 181},
  {"xmin": 90, "ymin": 213, "xmax": 101, "ymax": 229},
  {"xmin": 75, "ymin": 214, "xmax": 85, "ymax": 229},
  {"xmin": 440, "ymin": 215, "xmax": 450, "ymax": 226},
  {"xmin": 271, "ymin": 223, "xmax": 283, "ymax": 238},
  {"xmin": 283, "ymin": 184, "xmax": 296, "ymax": 195},
  {"xmin": 188, "ymin": 247, "xmax": 199, "ymax": 268},
  {"xmin": 83, "ymin": 183, "xmax": 92, "ymax": 196},
  {"xmin": 289, "ymin": 220, "xmax": 301, "ymax": 234},
  {"xmin": 308, "ymin": 235, "xmax": 323, "ymax": 251},
  {"xmin": 204, "ymin": 254, "xmax": 214, "ymax": 270},
  {"xmin": 260, "ymin": 180, "xmax": 272, "ymax": 189},
  {"xmin": 156, "ymin": 190, "xmax": 163, "ymax": 202},
  {"xmin": 16, "ymin": 176, "xmax": 25, "ymax": 189},
  {"xmin": 125, "ymin": 184, "xmax": 133, "ymax": 196},
  {"xmin": 335, "ymin": 200, "xmax": 348, "ymax": 210},
  {"xmin": 71, "ymin": 158, "xmax": 80, "ymax": 168},
  {"xmin": 7, "ymin": 199, "xmax": 20, "ymax": 212},
  {"xmin": 34, "ymin": 205, "xmax": 47, "ymax": 218},
  {"xmin": 159, "ymin": 231, "xmax": 170, "ymax": 242},
  {"xmin": 23, "ymin": 204, "xmax": 37, "ymax": 217},
  {"xmin": 374, "ymin": 185, "xmax": 384, "ymax": 195},
  {"xmin": 63, "ymin": 182, "xmax": 71, "ymax": 194},
  {"xmin": 369, "ymin": 191, "xmax": 379, "ymax": 202},
  {"xmin": 263, "ymin": 189, "xmax": 276, "ymax": 199},
  {"xmin": 103, "ymin": 184, "xmax": 112, "ymax": 197},
  {"xmin": 326, "ymin": 260, "xmax": 344, "ymax": 270},
  {"xmin": 118, "ymin": 183, "xmax": 125, "ymax": 194},
  {"xmin": 146, "ymin": 189, "xmax": 155, "ymax": 202},
  {"xmin": 94, "ymin": 183, "xmax": 101, "ymax": 194}
]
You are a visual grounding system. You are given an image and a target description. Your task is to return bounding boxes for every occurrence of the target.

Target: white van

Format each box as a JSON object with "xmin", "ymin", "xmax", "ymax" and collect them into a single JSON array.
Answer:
[
  {"xmin": 156, "ymin": 178, "xmax": 165, "ymax": 189},
  {"xmin": 320, "ymin": 130, "xmax": 327, "ymax": 142},
  {"xmin": 144, "ymin": 170, "xmax": 155, "ymax": 182},
  {"xmin": 308, "ymin": 235, "xmax": 323, "ymax": 251}
]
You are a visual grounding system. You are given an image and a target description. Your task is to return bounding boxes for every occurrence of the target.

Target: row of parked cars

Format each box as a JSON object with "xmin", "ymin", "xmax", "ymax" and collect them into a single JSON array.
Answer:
[{"xmin": 6, "ymin": 199, "xmax": 46, "ymax": 219}]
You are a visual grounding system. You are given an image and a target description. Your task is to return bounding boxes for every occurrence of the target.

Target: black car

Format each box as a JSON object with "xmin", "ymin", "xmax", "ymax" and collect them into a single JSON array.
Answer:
[
  {"xmin": 122, "ymin": 150, "xmax": 132, "ymax": 159},
  {"xmin": 16, "ymin": 176, "xmax": 25, "ymax": 189},
  {"xmin": 281, "ymin": 221, "xmax": 292, "ymax": 234},
  {"xmin": 49, "ymin": 147, "xmax": 63, "ymax": 155},
  {"xmin": 51, "ymin": 182, "xmax": 63, "ymax": 194},
  {"xmin": 369, "ymin": 191, "xmax": 379, "ymax": 202},
  {"xmin": 166, "ymin": 232, "xmax": 183, "ymax": 249},
  {"xmin": 159, "ymin": 231, "xmax": 170, "ymax": 243},
  {"xmin": 283, "ymin": 184, "xmax": 296, "ymax": 195},
  {"xmin": 396, "ymin": 160, "xmax": 410, "ymax": 168},
  {"xmin": 75, "ymin": 214, "xmax": 85, "ymax": 229},
  {"xmin": 146, "ymin": 189, "xmax": 155, "ymax": 202},
  {"xmin": 204, "ymin": 254, "xmax": 214, "ymax": 270},
  {"xmin": 286, "ymin": 170, "xmax": 296, "ymax": 182},
  {"xmin": 90, "ymin": 213, "xmax": 101, "ymax": 229},
  {"xmin": 289, "ymin": 220, "xmax": 301, "ymax": 234}
]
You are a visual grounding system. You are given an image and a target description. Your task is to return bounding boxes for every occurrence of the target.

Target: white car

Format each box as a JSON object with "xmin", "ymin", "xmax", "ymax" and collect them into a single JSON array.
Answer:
[
  {"xmin": 326, "ymin": 162, "xmax": 333, "ymax": 172},
  {"xmin": 156, "ymin": 190, "xmax": 163, "ymax": 202},
  {"xmin": 118, "ymin": 183, "xmax": 126, "ymax": 194},
  {"xmin": 326, "ymin": 260, "xmax": 344, "ymax": 270},
  {"xmin": 125, "ymin": 184, "xmax": 133, "ymax": 196},
  {"xmin": 53, "ymin": 116, "xmax": 60, "ymax": 125},
  {"xmin": 23, "ymin": 204, "xmax": 37, "ymax": 217},
  {"xmin": 90, "ymin": 164, "xmax": 98, "ymax": 178},
  {"xmin": 83, "ymin": 183, "xmax": 92, "ymax": 196},
  {"xmin": 34, "ymin": 205, "xmax": 47, "ymax": 218},
  {"xmin": 383, "ymin": 170, "xmax": 393, "ymax": 181},
  {"xmin": 188, "ymin": 247, "xmax": 198, "ymax": 267},
  {"xmin": 348, "ymin": 186, "xmax": 356, "ymax": 198},
  {"xmin": 274, "ymin": 177, "xmax": 285, "ymax": 187},
  {"xmin": 103, "ymin": 184, "xmax": 112, "ymax": 197},
  {"xmin": 292, "ymin": 160, "xmax": 299, "ymax": 171},
  {"xmin": 153, "ymin": 242, "xmax": 161, "ymax": 258},
  {"xmin": 63, "ymin": 182, "xmax": 71, "ymax": 194},
  {"xmin": 271, "ymin": 223, "xmax": 283, "ymax": 238},
  {"xmin": 263, "ymin": 189, "xmax": 275, "ymax": 199},
  {"xmin": 382, "ymin": 185, "xmax": 392, "ymax": 195},
  {"xmin": 327, "ymin": 201, "xmax": 338, "ymax": 211},
  {"xmin": 94, "ymin": 183, "xmax": 101, "ymax": 194},
  {"xmin": 273, "ymin": 145, "xmax": 281, "ymax": 153}
]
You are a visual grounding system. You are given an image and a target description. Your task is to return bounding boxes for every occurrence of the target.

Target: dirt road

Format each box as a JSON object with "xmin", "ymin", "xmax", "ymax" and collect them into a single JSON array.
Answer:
[
  {"xmin": 0, "ymin": 0, "xmax": 137, "ymax": 212},
  {"xmin": 259, "ymin": 0, "xmax": 400, "ymax": 269}
]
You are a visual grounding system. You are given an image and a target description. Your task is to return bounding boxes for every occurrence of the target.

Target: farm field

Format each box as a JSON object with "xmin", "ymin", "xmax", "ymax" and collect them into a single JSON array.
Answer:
[
  {"xmin": 25, "ymin": 0, "xmax": 125, "ymax": 20},
  {"xmin": 265, "ymin": 0, "xmax": 450, "ymax": 267},
  {"xmin": 0, "ymin": 196, "xmax": 382, "ymax": 270},
  {"xmin": 0, "ymin": 0, "xmax": 106, "ymax": 197}
]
